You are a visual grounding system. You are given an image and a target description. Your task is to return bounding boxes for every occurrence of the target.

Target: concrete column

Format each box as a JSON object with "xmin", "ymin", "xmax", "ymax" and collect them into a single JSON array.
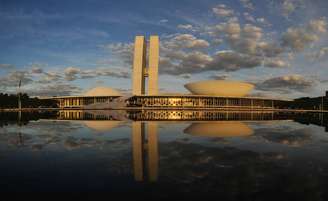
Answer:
[
  {"xmin": 132, "ymin": 36, "xmax": 146, "ymax": 95},
  {"xmin": 132, "ymin": 122, "xmax": 145, "ymax": 181},
  {"xmin": 147, "ymin": 122, "xmax": 158, "ymax": 182},
  {"xmin": 148, "ymin": 36, "xmax": 159, "ymax": 95}
]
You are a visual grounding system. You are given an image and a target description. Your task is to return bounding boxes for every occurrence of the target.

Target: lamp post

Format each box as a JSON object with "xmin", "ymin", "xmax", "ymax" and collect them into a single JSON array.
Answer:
[{"xmin": 17, "ymin": 79, "xmax": 22, "ymax": 111}]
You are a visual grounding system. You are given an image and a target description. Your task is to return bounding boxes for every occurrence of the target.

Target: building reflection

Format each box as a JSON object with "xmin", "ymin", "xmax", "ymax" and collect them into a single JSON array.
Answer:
[
  {"xmin": 127, "ymin": 110, "xmax": 281, "ymax": 121},
  {"xmin": 132, "ymin": 121, "xmax": 158, "ymax": 182},
  {"xmin": 184, "ymin": 121, "xmax": 254, "ymax": 137}
]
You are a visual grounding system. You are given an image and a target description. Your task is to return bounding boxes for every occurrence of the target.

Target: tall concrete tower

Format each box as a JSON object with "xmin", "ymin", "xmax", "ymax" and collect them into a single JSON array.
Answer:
[
  {"xmin": 147, "ymin": 36, "xmax": 159, "ymax": 95},
  {"xmin": 132, "ymin": 35, "xmax": 159, "ymax": 96},
  {"xmin": 132, "ymin": 36, "xmax": 146, "ymax": 96}
]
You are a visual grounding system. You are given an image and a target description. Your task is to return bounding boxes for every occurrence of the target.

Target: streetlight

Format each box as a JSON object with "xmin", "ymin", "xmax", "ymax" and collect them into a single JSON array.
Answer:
[{"xmin": 17, "ymin": 79, "xmax": 22, "ymax": 111}]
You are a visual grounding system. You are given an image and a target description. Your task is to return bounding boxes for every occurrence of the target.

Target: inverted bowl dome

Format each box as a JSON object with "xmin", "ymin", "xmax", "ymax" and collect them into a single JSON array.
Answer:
[
  {"xmin": 184, "ymin": 121, "xmax": 254, "ymax": 137},
  {"xmin": 84, "ymin": 87, "xmax": 121, "ymax": 97},
  {"xmin": 184, "ymin": 80, "xmax": 254, "ymax": 97},
  {"xmin": 83, "ymin": 121, "xmax": 121, "ymax": 132}
]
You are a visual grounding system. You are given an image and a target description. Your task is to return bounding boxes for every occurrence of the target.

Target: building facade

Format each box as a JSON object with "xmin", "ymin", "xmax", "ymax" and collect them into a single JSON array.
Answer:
[{"xmin": 126, "ymin": 95, "xmax": 290, "ymax": 109}]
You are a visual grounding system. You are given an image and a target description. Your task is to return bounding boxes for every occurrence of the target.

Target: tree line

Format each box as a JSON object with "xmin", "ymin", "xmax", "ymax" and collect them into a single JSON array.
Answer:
[{"xmin": 0, "ymin": 93, "xmax": 58, "ymax": 108}]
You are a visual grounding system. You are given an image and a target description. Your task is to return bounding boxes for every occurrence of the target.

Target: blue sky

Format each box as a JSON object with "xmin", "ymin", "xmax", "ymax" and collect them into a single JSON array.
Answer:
[{"xmin": 0, "ymin": 0, "xmax": 328, "ymax": 98}]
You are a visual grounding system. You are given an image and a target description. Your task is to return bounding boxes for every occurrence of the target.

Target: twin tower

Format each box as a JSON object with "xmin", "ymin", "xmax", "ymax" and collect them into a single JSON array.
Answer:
[{"xmin": 132, "ymin": 36, "xmax": 159, "ymax": 96}]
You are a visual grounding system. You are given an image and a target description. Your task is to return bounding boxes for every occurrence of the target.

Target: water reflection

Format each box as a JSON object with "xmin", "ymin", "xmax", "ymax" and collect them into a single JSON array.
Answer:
[
  {"xmin": 83, "ymin": 120, "xmax": 122, "ymax": 132},
  {"xmin": 1, "ymin": 110, "xmax": 328, "ymax": 197},
  {"xmin": 184, "ymin": 121, "xmax": 254, "ymax": 137},
  {"xmin": 132, "ymin": 122, "xmax": 158, "ymax": 182}
]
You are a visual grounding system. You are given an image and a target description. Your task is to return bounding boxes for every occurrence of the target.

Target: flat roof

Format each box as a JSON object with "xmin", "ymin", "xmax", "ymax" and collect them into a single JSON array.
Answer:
[
  {"xmin": 39, "ymin": 94, "xmax": 292, "ymax": 101},
  {"xmin": 39, "ymin": 95, "xmax": 121, "ymax": 99},
  {"xmin": 131, "ymin": 94, "xmax": 292, "ymax": 101}
]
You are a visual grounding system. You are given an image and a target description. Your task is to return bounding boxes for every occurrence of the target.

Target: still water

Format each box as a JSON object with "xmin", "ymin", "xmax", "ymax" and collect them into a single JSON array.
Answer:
[{"xmin": 1, "ymin": 110, "xmax": 328, "ymax": 199}]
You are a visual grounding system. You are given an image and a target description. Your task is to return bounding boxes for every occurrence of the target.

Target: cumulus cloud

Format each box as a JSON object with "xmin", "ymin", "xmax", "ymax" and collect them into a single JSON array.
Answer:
[
  {"xmin": 160, "ymin": 51, "xmax": 212, "ymax": 75},
  {"xmin": 281, "ymin": 19, "xmax": 327, "ymax": 51},
  {"xmin": 31, "ymin": 67, "xmax": 43, "ymax": 74},
  {"xmin": 29, "ymin": 63, "xmax": 45, "ymax": 74},
  {"xmin": 63, "ymin": 67, "xmax": 130, "ymax": 81},
  {"xmin": 180, "ymin": 74, "xmax": 191, "ymax": 79},
  {"xmin": 208, "ymin": 51, "xmax": 261, "ymax": 71},
  {"xmin": 212, "ymin": 4, "xmax": 234, "ymax": 17},
  {"xmin": 240, "ymin": 0, "xmax": 254, "ymax": 10},
  {"xmin": 163, "ymin": 34, "xmax": 209, "ymax": 50},
  {"xmin": 159, "ymin": 19, "xmax": 168, "ymax": 23},
  {"xmin": 101, "ymin": 42, "xmax": 134, "ymax": 65},
  {"xmin": 280, "ymin": 0, "xmax": 306, "ymax": 18},
  {"xmin": 263, "ymin": 58, "xmax": 290, "ymax": 68},
  {"xmin": 209, "ymin": 22, "xmax": 266, "ymax": 55},
  {"xmin": 177, "ymin": 24, "xmax": 194, "ymax": 31},
  {"xmin": 64, "ymin": 66, "xmax": 80, "ymax": 81},
  {"xmin": 208, "ymin": 73, "xmax": 229, "ymax": 80},
  {"xmin": 0, "ymin": 64, "xmax": 15, "ymax": 69},
  {"xmin": 0, "ymin": 70, "xmax": 33, "ymax": 89},
  {"xmin": 37, "ymin": 71, "xmax": 62, "ymax": 83},
  {"xmin": 307, "ymin": 47, "xmax": 328, "ymax": 60},
  {"xmin": 282, "ymin": 0, "xmax": 297, "ymax": 17},
  {"xmin": 256, "ymin": 75, "xmax": 315, "ymax": 93},
  {"xmin": 25, "ymin": 83, "xmax": 82, "ymax": 96},
  {"xmin": 243, "ymin": 12, "xmax": 255, "ymax": 23}
]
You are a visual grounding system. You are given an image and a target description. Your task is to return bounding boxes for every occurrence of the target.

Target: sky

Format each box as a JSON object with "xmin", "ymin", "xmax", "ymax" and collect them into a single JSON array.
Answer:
[{"xmin": 1, "ymin": 0, "xmax": 328, "ymax": 99}]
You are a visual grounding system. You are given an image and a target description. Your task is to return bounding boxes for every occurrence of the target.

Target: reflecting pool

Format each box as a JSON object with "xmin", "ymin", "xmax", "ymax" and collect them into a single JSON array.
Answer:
[{"xmin": 1, "ymin": 110, "xmax": 328, "ymax": 199}]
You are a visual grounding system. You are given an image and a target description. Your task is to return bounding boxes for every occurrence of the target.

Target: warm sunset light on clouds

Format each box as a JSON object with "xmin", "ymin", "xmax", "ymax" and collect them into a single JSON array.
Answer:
[{"xmin": 0, "ymin": 0, "xmax": 328, "ymax": 98}]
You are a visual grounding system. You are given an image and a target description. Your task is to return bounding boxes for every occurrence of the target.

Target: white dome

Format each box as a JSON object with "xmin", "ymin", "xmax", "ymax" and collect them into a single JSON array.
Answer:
[
  {"xmin": 184, "ymin": 80, "xmax": 254, "ymax": 97},
  {"xmin": 84, "ymin": 87, "xmax": 121, "ymax": 97}
]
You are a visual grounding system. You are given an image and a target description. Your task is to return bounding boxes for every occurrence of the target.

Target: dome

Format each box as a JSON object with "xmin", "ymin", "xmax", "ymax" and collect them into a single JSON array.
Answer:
[
  {"xmin": 84, "ymin": 87, "xmax": 121, "ymax": 97},
  {"xmin": 184, "ymin": 80, "xmax": 254, "ymax": 97},
  {"xmin": 184, "ymin": 121, "xmax": 253, "ymax": 137},
  {"xmin": 83, "ymin": 120, "xmax": 121, "ymax": 132}
]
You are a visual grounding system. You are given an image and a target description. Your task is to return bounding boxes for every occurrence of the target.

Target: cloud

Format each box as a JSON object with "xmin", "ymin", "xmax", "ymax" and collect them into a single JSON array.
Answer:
[
  {"xmin": 280, "ymin": 0, "xmax": 306, "ymax": 18},
  {"xmin": 307, "ymin": 19, "xmax": 327, "ymax": 34},
  {"xmin": 25, "ymin": 83, "xmax": 82, "ymax": 96},
  {"xmin": 0, "ymin": 70, "xmax": 33, "ymax": 89},
  {"xmin": 64, "ymin": 66, "xmax": 80, "ymax": 81},
  {"xmin": 163, "ymin": 34, "xmax": 209, "ymax": 50},
  {"xmin": 101, "ymin": 42, "xmax": 134, "ymax": 65},
  {"xmin": 64, "ymin": 66, "xmax": 130, "ymax": 81},
  {"xmin": 180, "ymin": 74, "xmax": 191, "ymax": 79},
  {"xmin": 209, "ymin": 22, "xmax": 265, "ymax": 55},
  {"xmin": 212, "ymin": 4, "xmax": 234, "ymax": 17},
  {"xmin": 105, "ymin": 30, "xmax": 290, "ymax": 76},
  {"xmin": 282, "ymin": 0, "xmax": 297, "ymax": 17},
  {"xmin": 307, "ymin": 47, "xmax": 328, "ymax": 60},
  {"xmin": 94, "ymin": 68, "xmax": 130, "ymax": 78},
  {"xmin": 0, "ymin": 64, "xmax": 15, "ymax": 69},
  {"xmin": 257, "ymin": 42, "xmax": 284, "ymax": 57},
  {"xmin": 263, "ymin": 58, "xmax": 290, "ymax": 68},
  {"xmin": 29, "ymin": 63, "xmax": 45, "ymax": 74},
  {"xmin": 177, "ymin": 24, "xmax": 194, "ymax": 31},
  {"xmin": 243, "ymin": 12, "xmax": 255, "ymax": 23},
  {"xmin": 240, "ymin": 0, "xmax": 254, "ymax": 10},
  {"xmin": 160, "ymin": 51, "xmax": 212, "ymax": 75},
  {"xmin": 31, "ymin": 67, "xmax": 43, "ymax": 74},
  {"xmin": 159, "ymin": 19, "xmax": 168, "ymax": 23},
  {"xmin": 37, "ymin": 71, "xmax": 62, "ymax": 83},
  {"xmin": 281, "ymin": 19, "xmax": 327, "ymax": 51},
  {"xmin": 256, "ymin": 75, "xmax": 315, "ymax": 93},
  {"xmin": 208, "ymin": 73, "xmax": 229, "ymax": 80},
  {"xmin": 208, "ymin": 51, "xmax": 262, "ymax": 71}
]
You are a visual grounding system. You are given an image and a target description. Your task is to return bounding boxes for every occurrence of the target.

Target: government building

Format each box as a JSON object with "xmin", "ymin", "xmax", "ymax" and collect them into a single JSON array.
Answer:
[{"xmin": 44, "ymin": 35, "xmax": 291, "ymax": 110}]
